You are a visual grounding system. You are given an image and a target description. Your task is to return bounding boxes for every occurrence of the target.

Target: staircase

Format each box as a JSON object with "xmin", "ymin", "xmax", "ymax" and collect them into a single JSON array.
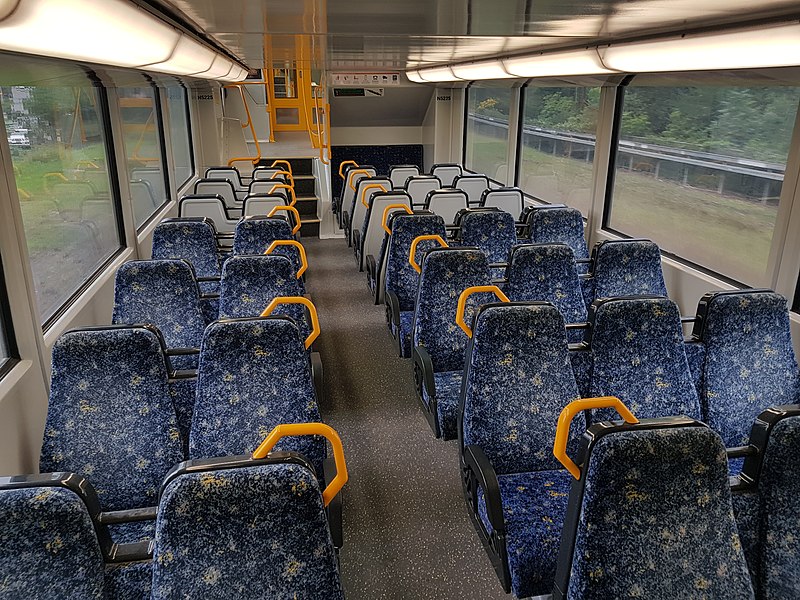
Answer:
[{"xmin": 258, "ymin": 157, "xmax": 320, "ymax": 237}]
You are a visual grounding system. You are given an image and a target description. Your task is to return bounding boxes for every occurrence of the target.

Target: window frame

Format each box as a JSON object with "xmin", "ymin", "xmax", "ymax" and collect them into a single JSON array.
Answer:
[
  {"xmin": 164, "ymin": 81, "xmax": 195, "ymax": 191},
  {"xmin": 0, "ymin": 252, "xmax": 20, "ymax": 380}
]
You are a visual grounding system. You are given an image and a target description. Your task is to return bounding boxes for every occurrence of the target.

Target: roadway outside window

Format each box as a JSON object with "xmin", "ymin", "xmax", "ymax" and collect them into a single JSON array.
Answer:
[
  {"xmin": 519, "ymin": 86, "xmax": 600, "ymax": 215},
  {"xmin": 119, "ymin": 85, "xmax": 170, "ymax": 229},
  {"xmin": 465, "ymin": 87, "xmax": 512, "ymax": 183},
  {"xmin": 165, "ymin": 84, "xmax": 193, "ymax": 189},
  {"xmin": 606, "ymin": 83, "xmax": 800, "ymax": 287},
  {"xmin": 1, "ymin": 71, "xmax": 124, "ymax": 325}
]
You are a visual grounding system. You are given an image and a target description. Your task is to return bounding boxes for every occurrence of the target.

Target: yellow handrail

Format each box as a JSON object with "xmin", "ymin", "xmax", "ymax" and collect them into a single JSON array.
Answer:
[
  {"xmin": 224, "ymin": 84, "xmax": 262, "ymax": 168},
  {"xmin": 270, "ymin": 170, "xmax": 295, "ymax": 188},
  {"xmin": 361, "ymin": 183, "xmax": 388, "ymax": 208},
  {"xmin": 455, "ymin": 286, "xmax": 510, "ymax": 338},
  {"xmin": 408, "ymin": 234, "xmax": 448, "ymax": 273},
  {"xmin": 268, "ymin": 183, "xmax": 297, "ymax": 206},
  {"xmin": 252, "ymin": 423, "xmax": 347, "ymax": 507},
  {"xmin": 260, "ymin": 296, "xmax": 320, "ymax": 349},
  {"xmin": 264, "ymin": 240, "xmax": 308, "ymax": 278},
  {"xmin": 348, "ymin": 169, "xmax": 373, "ymax": 191},
  {"xmin": 339, "ymin": 160, "xmax": 359, "ymax": 179},
  {"xmin": 270, "ymin": 160, "xmax": 292, "ymax": 175},
  {"xmin": 554, "ymin": 397, "xmax": 639, "ymax": 479},
  {"xmin": 267, "ymin": 205, "xmax": 302, "ymax": 234},
  {"xmin": 382, "ymin": 203, "xmax": 413, "ymax": 235}
]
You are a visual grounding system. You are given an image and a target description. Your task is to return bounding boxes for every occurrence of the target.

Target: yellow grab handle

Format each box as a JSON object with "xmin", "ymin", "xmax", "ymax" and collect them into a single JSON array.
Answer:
[
  {"xmin": 260, "ymin": 296, "xmax": 320, "ymax": 349},
  {"xmin": 269, "ymin": 170, "xmax": 295, "ymax": 188},
  {"xmin": 339, "ymin": 160, "xmax": 359, "ymax": 179},
  {"xmin": 252, "ymin": 423, "xmax": 347, "ymax": 507},
  {"xmin": 455, "ymin": 285, "xmax": 510, "ymax": 338},
  {"xmin": 265, "ymin": 240, "xmax": 308, "ymax": 278},
  {"xmin": 268, "ymin": 183, "xmax": 297, "ymax": 206},
  {"xmin": 382, "ymin": 203, "xmax": 413, "ymax": 235},
  {"xmin": 270, "ymin": 160, "xmax": 292, "ymax": 175},
  {"xmin": 267, "ymin": 205, "xmax": 302, "ymax": 234},
  {"xmin": 348, "ymin": 169, "xmax": 373, "ymax": 191},
  {"xmin": 554, "ymin": 397, "xmax": 639, "ymax": 480},
  {"xmin": 408, "ymin": 234, "xmax": 448, "ymax": 274},
  {"xmin": 76, "ymin": 160, "xmax": 100, "ymax": 170},
  {"xmin": 360, "ymin": 183, "xmax": 388, "ymax": 208}
]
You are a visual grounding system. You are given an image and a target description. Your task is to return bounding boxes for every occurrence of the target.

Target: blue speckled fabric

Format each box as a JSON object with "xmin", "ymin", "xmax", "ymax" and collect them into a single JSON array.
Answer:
[
  {"xmin": 699, "ymin": 291, "xmax": 800, "ymax": 447},
  {"xmin": 113, "ymin": 260, "xmax": 206, "ymax": 353},
  {"xmin": 232, "ymin": 218, "xmax": 305, "ymax": 293},
  {"xmin": 168, "ymin": 378, "xmax": 197, "ymax": 455},
  {"xmin": 477, "ymin": 470, "xmax": 573, "ymax": 598},
  {"xmin": 218, "ymin": 255, "xmax": 310, "ymax": 342},
  {"xmin": 684, "ymin": 340, "xmax": 706, "ymax": 397},
  {"xmin": 565, "ymin": 426, "xmax": 754, "ymax": 600},
  {"xmin": 731, "ymin": 491, "xmax": 761, "ymax": 588},
  {"xmin": 589, "ymin": 297, "xmax": 701, "ymax": 422},
  {"xmin": 592, "ymin": 239, "xmax": 667, "ymax": 299},
  {"xmin": 570, "ymin": 348, "xmax": 592, "ymax": 399},
  {"xmin": 398, "ymin": 310, "xmax": 414, "ymax": 358},
  {"xmin": 151, "ymin": 463, "xmax": 344, "ymax": 599},
  {"xmin": 463, "ymin": 304, "xmax": 584, "ymax": 475},
  {"xmin": 151, "ymin": 220, "xmax": 220, "ymax": 286},
  {"xmin": 759, "ymin": 415, "xmax": 800, "ymax": 599},
  {"xmin": 412, "ymin": 249, "xmax": 491, "ymax": 373},
  {"xmin": 104, "ymin": 560, "xmax": 153, "ymax": 600},
  {"xmin": 384, "ymin": 214, "xmax": 447, "ymax": 311},
  {"xmin": 529, "ymin": 207, "xmax": 588, "ymax": 262},
  {"xmin": 190, "ymin": 319, "xmax": 324, "ymax": 474},
  {"xmin": 0, "ymin": 486, "xmax": 106, "ymax": 599},
  {"xmin": 459, "ymin": 211, "xmax": 517, "ymax": 278},
  {"xmin": 420, "ymin": 370, "xmax": 462, "ymax": 440},
  {"xmin": 41, "ymin": 328, "xmax": 184, "ymax": 511},
  {"xmin": 504, "ymin": 244, "xmax": 588, "ymax": 343}
]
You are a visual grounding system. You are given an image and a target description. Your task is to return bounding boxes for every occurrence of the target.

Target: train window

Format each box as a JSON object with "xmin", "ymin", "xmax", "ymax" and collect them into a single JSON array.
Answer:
[
  {"xmin": 1, "ymin": 76, "xmax": 124, "ymax": 325},
  {"xmin": 164, "ymin": 83, "xmax": 194, "ymax": 189},
  {"xmin": 606, "ymin": 82, "xmax": 800, "ymax": 286},
  {"xmin": 119, "ymin": 85, "xmax": 170, "ymax": 229},
  {"xmin": 519, "ymin": 87, "xmax": 600, "ymax": 215},
  {"xmin": 0, "ymin": 258, "xmax": 14, "ymax": 376},
  {"xmin": 464, "ymin": 87, "xmax": 512, "ymax": 183}
]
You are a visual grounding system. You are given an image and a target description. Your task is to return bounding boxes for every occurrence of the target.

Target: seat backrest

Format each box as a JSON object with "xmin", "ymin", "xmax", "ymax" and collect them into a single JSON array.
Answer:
[
  {"xmin": 481, "ymin": 187, "xmax": 524, "ymax": 216},
  {"xmin": 360, "ymin": 191, "xmax": 412, "ymax": 270},
  {"xmin": 190, "ymin": 318, "xmax": 324, "ymax": 471},
  {"xmin": 252, "ymin": 167, "xmax": 285, "ymax": 180},
  {"xmin": 384, "ymin": 213, "xmax": 447, "ymax": 311},
  {"xmin": 151, "ymin": 461, "xmax": 343, "ymax": 599},
  {"xmin": 504, "ymin": 244, "xmax": 587, "ymax": 341},
  {"xmin": 243, "ymin": 194, "xmax": 287, "ymax": 217},
  {"xmin": 588, "ymin": 296, "xmax": 701, "ymax": 422},
  {"xmin": 350, "ymin": 177, "xmax": 392, "ymax": 244},
  {"xmin": 529, "ymin": 206, "xmax": 589, "ymax": 260},
  {"xmin": 130, "ymin": 179, "xmax": 159, "ymax": 225},
  {"xmin": 218, "ymin": 255, "xmax": 308, "ymax": 338},
  {"xmin": 179, "ymin": 195, "xmax": 239, "ymax": 233},
  {"xmin": 413, "ymin": 248, "xmax": 491, "ymax": 372},
  {"xmin": 152, "ymin": 218, "xmax": 220, "ymax": 279},
  {"xmin": 389, "ymin": 164, "xmax": 420, "ymax": 189},
  {"xmin": 462, "ymin": 303, "xmax": 584, "ymax": 475},
  {"xmin": 591, "ymin": 239, "xmax": 667, "ymax": 299},
  {"xmin": 458, "ymin": 209, "xmax": 517, "ymax": 268},
  {"xmin": 233, "ymin": 216, "xmax": 294, "ymax": 254},
  {"xmin": 405, "ymin": 176, "xmax": 441, "ymax": 208},
  {"xmin": 249, "ymin": 180, "xmax": 288, "ymax": 200},
  {"xmin": 425, "ymin": 189, "xmax": 469, "ymax": 225},
  {"xmin": 556, "ymin": 421, "xmax": 754, "ymax": 600},
  {"xmin": 205, "ymin": 167, "xmax": 245, "ymax": 192},
  {"xmin": 692, "ymin": 290, "xmax": 800, "ymax": 447},
  {"xmin": 40, "ymin": 326, "xmax": 183, "ymax": 510},
  {"xmin": 454, "ymin": 174, "xmax": 489, "ymax": 205},
  {"xmin": 113, "ymin": 259, "xmax": 206, "ymax": 349},
  {"xmin": 431, "ymin": 163, "xmax": 462, "ymax": 186},
  {"xmin": 0, "ymin": 484, "xmax": 106, "ymax": 598},
  {"xmin": 342, "ymin": 166, "xmax": 376, "ymax": 213},
  {"xmin": 194, "ymin": 179, "xmax": 239, "ymax": 209}
]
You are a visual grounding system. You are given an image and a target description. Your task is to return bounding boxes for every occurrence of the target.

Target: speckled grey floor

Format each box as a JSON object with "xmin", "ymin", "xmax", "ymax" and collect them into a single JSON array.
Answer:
[{"xmin": 303, "ymin": 238, "xmax": 513, "ymax": 600}]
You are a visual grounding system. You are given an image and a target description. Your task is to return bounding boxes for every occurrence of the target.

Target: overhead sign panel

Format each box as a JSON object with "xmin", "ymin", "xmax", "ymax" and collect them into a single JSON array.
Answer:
[{"xmin": 331, "ymin": 72, "xmax": 400, "ymax": 87}]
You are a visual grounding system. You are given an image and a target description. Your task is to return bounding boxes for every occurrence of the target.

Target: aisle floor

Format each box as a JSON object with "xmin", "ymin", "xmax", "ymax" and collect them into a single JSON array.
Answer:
[{"xmin": 303, "ymin": 238, "xmax": 512, "ymax": 600}]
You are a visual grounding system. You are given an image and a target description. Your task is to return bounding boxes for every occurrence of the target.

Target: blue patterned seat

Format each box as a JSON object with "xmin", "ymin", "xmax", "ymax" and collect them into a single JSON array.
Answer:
[
  {"xmin": 151, "ymin": 218, "xmax": 221, "ymax": 295},
  {"xmin": 41, "ymin": 327, "xmax": 184, "ymax": 515},
  {"xmin": 591, "ymin": 239, "xmax": 667, "ymax": 299},
  {"xmin": 504, "ymin": 244, "xmax": 587, "ymax": 343},
  {"xmin": 588, "ymin": 296, "xmax": 701, "ymax": 423},
  {"xmin": 556, "ymin": 421, "xmax": 755, "ymax": 599},
  {"xmin": 218, "ymin": 255, "xmax": 310, "ymax": 343},
  {"xmin": 412, "ymin": 248, "xmax": 491, "ymax": 439},
  {"xmin": 528, "ymin": 206, "xmax": 588, "ymax": 262},
  {"xmin": 458, "ymin": 209, "xmax": 517, "ymax": 278},
  {"xmin": 460, "ymin": 303, "xmax": 584, "ymax": 598},
  {"xmin": 190, "ymin": 318, "xmax": 325, "ymax": 475},
  {"xmin": 151, "ymin": 460, "xmax": 343, "ymax": 599},
  {"xmin": 233, "ymin": 217, "xmax": 305, "ymax": 293},
  {"xmin": 383, "ymin": 213, "xmax": 446, "ymax": 357},
  {"xmin": 692, "ymin": 290, "xmax": 800, "ymax": 448}
]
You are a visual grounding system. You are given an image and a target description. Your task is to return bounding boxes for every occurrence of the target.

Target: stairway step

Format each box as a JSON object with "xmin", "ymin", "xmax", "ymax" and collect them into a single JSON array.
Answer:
[
  {"xmin": 300, "ymin": 217, "xmax": 320, "ymax": 237},
  {"xmin": 295, "ymin": 197, "xmax": 319, "ymax": 217}
]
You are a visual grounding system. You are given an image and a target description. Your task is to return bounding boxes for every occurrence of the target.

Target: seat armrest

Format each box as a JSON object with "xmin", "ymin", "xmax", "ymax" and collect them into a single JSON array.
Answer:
[
  {"xmin": 311, "ymin": 351, "xmax": 324, "ymax": 406},
  {"xmin": 323, "ymin": 457, "xmax": 343, "ymax": 549},
  {"xmin": 463, "ymin": 444, "xmax": 505, "ymax": 535},
  {"xmin": 385, "ymin": 291, "xmax": 401, "ymax": 330},
  {"xmin": 412, "ymin": 345, "xmax": 436, "ymax": 403}
]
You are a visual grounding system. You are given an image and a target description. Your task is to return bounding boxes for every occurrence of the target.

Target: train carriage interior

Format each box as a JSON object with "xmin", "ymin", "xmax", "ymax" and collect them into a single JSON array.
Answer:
[{"xmin": 2, "ymin": 0, "xmax": 800, "ymax": 598}]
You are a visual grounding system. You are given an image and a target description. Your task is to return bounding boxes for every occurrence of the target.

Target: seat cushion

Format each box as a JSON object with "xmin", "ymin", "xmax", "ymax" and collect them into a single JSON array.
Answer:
[
  {"xmin": 421, "ymin": 370, "xmax": 462, "ymax": 440},
  {"xmin": 399, "ymin": 311, "xmax": 414, "ymax": 358},
  {"xmin": 477, "ymin": 470, "xmax": 572, "ymax": 598},
  {"xmin": 105, "ymin": 560, "xmax": 153, "ymax": 600}
]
